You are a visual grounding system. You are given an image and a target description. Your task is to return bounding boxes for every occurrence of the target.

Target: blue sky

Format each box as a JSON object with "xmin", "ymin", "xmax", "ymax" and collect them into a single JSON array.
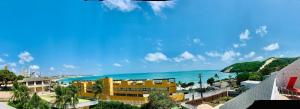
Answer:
[{"xmin": 0, "ymin": 0, "xmax": 300, "ymax": 76}]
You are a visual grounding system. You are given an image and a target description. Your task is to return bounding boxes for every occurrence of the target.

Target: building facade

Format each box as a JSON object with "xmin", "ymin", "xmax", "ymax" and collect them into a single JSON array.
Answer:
[
  {"xmin": 73, "ymin": 78, "xmax": 184, "ymax": 105},
  {"xmin": 18, "ymin": 77, "xmax": 51, "ymax": 93}
]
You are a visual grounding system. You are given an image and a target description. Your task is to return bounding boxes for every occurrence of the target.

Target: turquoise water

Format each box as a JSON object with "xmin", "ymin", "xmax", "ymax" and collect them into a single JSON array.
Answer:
[{"xmin": 60, "ymin": 70, "xmax": 236, "ymax": 85}]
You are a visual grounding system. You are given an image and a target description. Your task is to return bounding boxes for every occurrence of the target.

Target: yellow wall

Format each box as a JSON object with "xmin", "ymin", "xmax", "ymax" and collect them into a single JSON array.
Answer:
[{"xmin": 73, "ymin": 78, "xmax": 184, "ymax": 104}]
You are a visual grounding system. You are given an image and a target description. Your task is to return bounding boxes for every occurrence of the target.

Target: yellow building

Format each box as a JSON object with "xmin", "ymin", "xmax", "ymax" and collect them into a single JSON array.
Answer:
[{"xmin": 73, "ymin": 78, "xmax": 184, "ymax": 105}]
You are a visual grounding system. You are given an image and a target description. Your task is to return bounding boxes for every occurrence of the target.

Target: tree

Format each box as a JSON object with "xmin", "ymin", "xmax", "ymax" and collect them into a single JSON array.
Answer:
[
  {"xmin": 9, "ymin": 82, "xmax": 50, "ymax": 109},
  {"xmin": 236, "ymin": 73, "xmax": 250, "ymax": 85},
  {"xmin": 17, "ymin": 75, "xmax": 24, "ymax": 80},
  {"xmin": 67, "ymin": 85, "xmax": 79, "ymax": 108},
  {"xmin": 187, "ymin": 82, "xmax": 194, "ymax": 86},
  {"xmin": 214, "ymin": 73, "xmax": 219, "ymax": 80},
  {"xmin": 207, "ymin": 77, "xmax": 215, "ymax": 86},
  {"xmin": 0, "ymin": 69, "xmax": 17, "ymax": 89},
  {"xmin": 177, "ymin": 81, "xmax": 182, "ymax": 87},
  {"xmin": 141, "ymin": 93, "xmax": 176, "ymax": 109},
  {"xmin": 27, "ymin": 93, "xmax": 50, "ymax": 109},
  {"xmin": 93, "ymin": 79, "xmax": 103, "ymax": 100},
  {"xmin": 92, "ymin": 101, "xmax": 139, "ymax": 109},
  {"xmin": 54, "ymin": 85, "xmax": 79, "ymax": 109},
  {"xmin": 248, "ymin": 73, "xmax": 262, "ymax": 81},
  {"xmin": 54, "ymin": 85, "xmax": 67, "ymax": 109},
  {"xmin": 8, "ymin": 82, "xmax": 30, "ymax": 108}
]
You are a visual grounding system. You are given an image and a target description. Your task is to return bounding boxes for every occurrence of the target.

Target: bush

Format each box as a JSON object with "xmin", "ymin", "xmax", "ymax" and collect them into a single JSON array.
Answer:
[
  {"xmin": 92, "ymin": 101, "xmax": 139, "ymax": 109},
  {"xmin": 236, "ymin": 73, "xmax": 249, "ymax": 85},
  {"xmin": 248, "ymin": 73, "xmax": 262, "ymax": 81},
  {"xmin": 141, "ymin": 93, "xmax": 176, "ymax": 109},
  {"xmin": 207, "ymin": 77, "xmax": 215, "ymax": 86}
]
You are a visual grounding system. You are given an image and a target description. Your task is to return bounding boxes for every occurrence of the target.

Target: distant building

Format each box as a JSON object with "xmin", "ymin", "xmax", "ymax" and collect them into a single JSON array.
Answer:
[
  {"xmin": 240, "ymin": 80, "xmax": 261, "ymax": 89},
  {"xmin": 18, "ymin": 77, "xmax": 51, "ymax": 93},
  {"xmin": 73, "ymin": 78, "xmax": 184, "ymax": 105}
]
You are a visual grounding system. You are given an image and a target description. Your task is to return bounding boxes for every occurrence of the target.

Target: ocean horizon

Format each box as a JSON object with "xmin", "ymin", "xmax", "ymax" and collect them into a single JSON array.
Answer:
[{"xmin": 60, "ymin": 70, "xmax": 236, "ymax": 85}]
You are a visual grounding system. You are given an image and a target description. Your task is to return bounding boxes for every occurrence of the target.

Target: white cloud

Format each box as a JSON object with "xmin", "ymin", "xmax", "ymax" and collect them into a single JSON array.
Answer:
[
  {"xmin": 63, "ymin": 64, "xmax": 75, "ymax": 69},
  {"xmin": 18, "ymin": 51, "xmax": 34, "ymax": 64},
  {"xmin": 263, "ymin": 43, "xmax": 279, "ymax": 51},
  {"xmin": 244, "ymin": 51, "xmax": 256, "ymax": 58},
  {"xmin": 233, "ymin": 44, "xmax": 239, "ymax": 48},
  {"xmin": 101, "ymin": 0, "xmax": 175, "ymax": 15},
  {"xmin": 145, "ymin": 52, "xmax": 168, "ymax": 62},
  {"xmin": 206, "ymin": 50, "xmax": 240, "ymax": 62},
  {"xmin": 29, "ymin": 65, "xmax": 39, "ymax": 71},
  {"xmin": 221, "ymin": 50, "xmax": 241, "ymax": 61},
  {"xmin": 197, "ymin": 55, "xmax": 206, "ymax": 61},
  {"xmin": 50, "ymin": 67, "xmax": 55, "ymax": 71},
  {"xmin": 173, "ymin": 51, "xmax": 196, "ymax": 62},
  {"xmin": 233, "ymin": 43, "xmax": 246, "ymax": 48},
  {"xmin": 0, "ymin": 58, "xmax": 4, "ymax": 63},
  {"xmin": 102, "ymin": 0, "xmax": 137, "ymax": 12},
  {"xmin": 113, "ymin": 63, "xmax": 122, "ymax": 67},
  {"xmin": 256, "ymin": 25, "xmax": 268, "ymax": 37},
  {"xmin": 206, "ymin": 51, "xmax": 221, "ymax": 57},
  {"xmin": 253, "ymin": 56, "xmax": 264, "ymax": 61},
  {"xmin": 240, "ymin": 29, "xmax": 250, "ymax": 41},
  {"xmin": 148, "ymin": 1, "xmax": 175, "ymax": 14}
]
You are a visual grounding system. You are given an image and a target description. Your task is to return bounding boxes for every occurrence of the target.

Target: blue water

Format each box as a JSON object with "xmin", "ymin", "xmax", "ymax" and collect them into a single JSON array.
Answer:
[{"xmin": 60, "ymin": 70, "xmax": 235, "ymax": 85}]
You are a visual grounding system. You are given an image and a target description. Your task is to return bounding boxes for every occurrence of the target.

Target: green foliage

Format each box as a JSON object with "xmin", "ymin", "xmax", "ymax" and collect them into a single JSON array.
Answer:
[
  {"xmin": 0, "ymin": 69, "xmax": 17, "ymax": 89},
  {"xmin": 180, "ymin": 82, "xmax": 195, "ymax": 88},
  {"xmin": 8, "ymin": 82, "xmax": 50, "ymax": 109},
  {"xmin": 54, "ymin": 84, "xmax": 79, "ymax": 109},
  {"xmin": 93, "ymin": 79, "xmax": 104, "ymax": 100},
  {"xmin": 221, "ymin": 61, "xmax": 263, "ymax": 73},
  {"xmin": 258, "ymin": 58, "xmax": 297, "ymax": 75},
  {"xmin": 236, "ymin": 73, "xmax": 249, "ymax": 85},
  {"xmin": 221, "ymin": 57, "xmax": 298, "ymax": 76},
  {"xmin": 248, "ymin": 73, "xmax": 263, "ymax": 81},
  {"xmin": 17, "ymin": 75, "xmax": 24, "ymax": 80},
  {"xmin": 8, "ymin": 82, "xmax": 30, "ymax": 108},
  {"xmin": 141, "ymin": 93, "xmax": 176, "ymax": 109},
  {"xmin": 92, "ymin": 101, "xmax": 139, "ymax": 109},
  {"xmin": 26, "ymin": 93, "xmax": 50, "ymax": 109},
  {"xmin": 207, "ymin": 77, "xmax": 215, "ymax": 86},
  {"xmin": 214, "ymin": 74, "xmax": 219, "ymax": 80}
]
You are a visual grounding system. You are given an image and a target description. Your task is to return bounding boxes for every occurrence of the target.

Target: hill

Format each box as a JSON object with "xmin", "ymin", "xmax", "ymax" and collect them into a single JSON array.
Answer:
[{"xmin": 221, "ymin": 57, "xmax": 299, "ymax": 75}]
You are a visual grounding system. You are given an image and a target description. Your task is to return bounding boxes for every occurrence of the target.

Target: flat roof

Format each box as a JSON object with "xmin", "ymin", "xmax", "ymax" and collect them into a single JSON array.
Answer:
[
  {"xmin": 19, "ymin": 77, "xmax": 51, "ymax": 82},
  {"xmin": 241, "ymin": 80, "xmax": 261, "ymax": 84}
]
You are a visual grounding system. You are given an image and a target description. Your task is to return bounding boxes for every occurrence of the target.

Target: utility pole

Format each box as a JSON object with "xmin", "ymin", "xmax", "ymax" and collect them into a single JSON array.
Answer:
[{"xmin": 199, "ymin": 73, "xmax": 203, "ymax": 98}]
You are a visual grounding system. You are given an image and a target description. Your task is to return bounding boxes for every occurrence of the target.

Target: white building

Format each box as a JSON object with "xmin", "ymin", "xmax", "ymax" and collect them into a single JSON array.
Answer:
[{"xmin": 241, "ymin": 80, "xmax": 261, "ymax": 89}]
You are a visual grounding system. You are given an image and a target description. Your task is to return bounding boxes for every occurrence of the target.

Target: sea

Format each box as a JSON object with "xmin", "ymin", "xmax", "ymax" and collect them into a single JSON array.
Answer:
[{"xmin": 60, "ymin": 70, "xmax": 236, "ymax": 85}]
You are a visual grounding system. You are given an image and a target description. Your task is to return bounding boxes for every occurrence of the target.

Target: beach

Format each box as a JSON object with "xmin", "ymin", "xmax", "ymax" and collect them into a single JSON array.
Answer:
[{"xmin": 60, "ymin": 70, "xmax": 236, "ymax": 86}]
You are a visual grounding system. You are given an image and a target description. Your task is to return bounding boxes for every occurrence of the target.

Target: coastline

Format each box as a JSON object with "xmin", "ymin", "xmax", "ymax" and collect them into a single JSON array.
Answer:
[{"xmin": 59, "ymin": 70, "xmax": 236, "ymax": 85}]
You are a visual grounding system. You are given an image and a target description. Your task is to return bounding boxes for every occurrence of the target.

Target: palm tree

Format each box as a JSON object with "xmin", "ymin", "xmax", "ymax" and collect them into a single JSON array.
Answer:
[
  {"xmin": 93, "ymin": 79, "xmax": 104, "ymax": 109},
  {"xmin": 28, "ymin": 93, "xmax": 50, "ymax": 109},
  {"xmin": 93, "ymin": 79, "xmax": 103, "ymax": 100},
  {"xmin": 54, "ymin": 85, "xmax": 67, "ymax": 109},
  {"xmin": 54, "ymin": 85, "xmax": 79, "ymax": 109},
  {"xmin": 214, "ymin": 73, "xmax": 221, "ymax": 88},
  {"xmin": 66, "ymin": 85, "xmax": 79, "ymax": 108},
  {"xmin": 9, "ymin": 82, "xmax": 30, "ymax": 108},
  {"xmin": 214, "ymin": 73, "xmax": 219, "ymax": 80}
]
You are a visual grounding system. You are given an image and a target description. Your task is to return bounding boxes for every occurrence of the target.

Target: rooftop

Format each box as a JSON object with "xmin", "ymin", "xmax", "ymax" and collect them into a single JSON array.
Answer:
[{"xmin": 19, "ymin": 77, "xmax": 52, "ymax": 82}]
